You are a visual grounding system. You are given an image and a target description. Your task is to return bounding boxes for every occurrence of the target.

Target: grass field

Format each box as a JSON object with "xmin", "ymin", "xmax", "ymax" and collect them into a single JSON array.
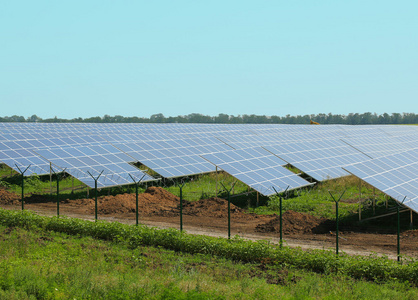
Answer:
[
  {"xmin": 1, "ymin": 219, "xmax": 417, "ymax": 299},
  {"xmin": 1, "ymin": 163, "xmax": 418, "ymax": 298}
]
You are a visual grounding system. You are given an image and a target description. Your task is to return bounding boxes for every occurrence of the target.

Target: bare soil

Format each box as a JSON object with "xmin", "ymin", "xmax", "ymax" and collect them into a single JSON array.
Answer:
[{"xmin": 1, "ymin": 187, "xmax": 417, "ymax": 259}]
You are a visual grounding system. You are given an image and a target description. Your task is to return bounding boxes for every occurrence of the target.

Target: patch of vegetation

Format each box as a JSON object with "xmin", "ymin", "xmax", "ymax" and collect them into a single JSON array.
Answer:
[
  {"xmin": 250, "ymin": 176, "xmax": 393, "ymax": 223},
  {"xmin": 158, "ymin": 172, "xmax": 249, "ymax": 202},
  {"xmin": 1, "ymin": 208, "xmax": 418, "ymax": 290},
  {"xmin": 1, "ymin": 223, "xmax": 417, "ymax": 299}
]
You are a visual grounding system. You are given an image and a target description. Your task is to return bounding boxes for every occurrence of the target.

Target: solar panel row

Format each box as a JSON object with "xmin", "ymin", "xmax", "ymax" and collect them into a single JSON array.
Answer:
[
  {"xmin": 343, "ymin": 149, "xmax": 418, "ymax": 212},
  {"xmin": 0, "ymin": 124, "xmax": 416, "ymax": 203}
]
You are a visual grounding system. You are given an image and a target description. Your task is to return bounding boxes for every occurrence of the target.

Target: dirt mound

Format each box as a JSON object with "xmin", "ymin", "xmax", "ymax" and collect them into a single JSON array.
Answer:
[
  {"xmin": 255, "ymin": 210, "xmax": 332, "ymax": 235},
  {"xmin": 82, "ymin": 187, "xmax": 180, "ymax": 216},
  {"xmin": 157, "ymin": 197, "xmax": 260, "ymax": 220},
  {"xmin": 402, "ymin": 230, "xmax": 418, "ymax": 237},
  {"xmin": 145, "ymin": 186, "xmax": 179, "ymax": 202},
  {"xmin": 183, "ymin": 197, "xmax": 247, "ymax": 218},
  {"xmin": 0, "ymin": 188, "xmax": 20, "ymax": 205}
]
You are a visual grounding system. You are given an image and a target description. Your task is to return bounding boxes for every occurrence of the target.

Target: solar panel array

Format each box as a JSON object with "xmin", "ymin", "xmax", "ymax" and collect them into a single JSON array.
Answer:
[
  {"xmin": 341, "ymin": 136, "xmax": 412, "ymax": 159},
  {"xmin": 264, "ymin": 139, "xmax": 371, "ymax": 181},
  {"xmin": 343, "ymin": 149, "xmax": 418, "ymax": 212},
  {"xmin": 113, "ymin": 137, "xmax": 232, "ymax": 178},
  {"xmin": 202, "ymin": 147, "xmax": 313, "ymax": 196},
  {"xmin": 35, "ymin": 144, "xmax": 155, "ymax": 188},
  {"xmin": 0, "ymin": 123, "xmax": 417, "ymax": 204}
]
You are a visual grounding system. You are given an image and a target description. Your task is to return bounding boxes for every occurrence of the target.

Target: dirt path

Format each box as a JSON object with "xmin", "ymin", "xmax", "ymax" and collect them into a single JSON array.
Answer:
[{"xmin": 1, "ymin": 187, "xmax": 417, "ymax": 260}]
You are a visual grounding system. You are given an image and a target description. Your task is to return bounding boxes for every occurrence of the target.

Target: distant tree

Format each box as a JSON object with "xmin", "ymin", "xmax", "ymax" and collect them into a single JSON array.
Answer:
[
  {"xmin": 6, "ymin": 115, "xmax": 26, "ymax": 122},
  {"xmin": 84, "ymin": 116, "xmax": 102, "ymax": 123},
  {"xmin": 214, "ymin": 113, "xmax": 229, "ymax": 123},
  {"xmin": 391, "ymin": 113, "xmax": 402, "ymax": 124},
  {"xmin": 150, "ymin": 113, "xmax": 165, "ymax": 123},
  {"xmin": 360, "ymin": 112, "xmax": 373, "ymax": 124},
  {"xmin": 186, "ymin": 113, "xmax": 212, "ymax": 123},
  {"xmin": 229, "ymin": 115, "xmax": 244, "ymax": 123},
  {"xmin": 403, "ymin": 113, "xmax": 418, "ymax": 124},
  {"xmin": 1, "ymin": 112, "xmax": 416, "ymax": 124},
  {"xmin": 27, "ymin": 114, "xmax": 42, "ymax": 122}
]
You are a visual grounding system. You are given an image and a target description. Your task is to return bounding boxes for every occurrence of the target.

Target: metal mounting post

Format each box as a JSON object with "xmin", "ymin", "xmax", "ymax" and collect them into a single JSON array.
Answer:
[
  {"xmin": 129, "ymin": 173, "xmax": 147, "ymax": 226},
  {"xmin": 215, "ymin": 166, "xmax": 218, "ymax": 198},
  {"xmin": 15, "ymin": 164, "xmax": 31, "ymax": 211},
  {"xmin": 396, "ymin": 196, "xmax": 407, "ymax": 262},
  {"xmin": 329, "ymin": 190, "xmax": 346, "ymax": 256},
  {"xmin": 51, "ymin": 167, "xmax": 67, "ymax": 217},
  {"xmin": 220, "ymin": 181, "xmax": 237, "ymax": 239},
  {"xmin": 176, "ymin": 181, "xmax": 186, "ymax": 232},
  {"xmin": 272, "ymin": 185, "xmax": 289, "ymax": 248},
  {"xmin": 87, "ymin": 171, "xmax": 104, "ymax": 221},
  {"xmin": 410, "ymin": 210, "xmax": 413, "ymax": 230}
]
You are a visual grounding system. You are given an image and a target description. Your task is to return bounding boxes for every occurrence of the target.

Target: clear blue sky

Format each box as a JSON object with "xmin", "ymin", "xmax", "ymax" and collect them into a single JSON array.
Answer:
[{"xmin": 1, "ymin": 1, "xmax": 417, "ymax": 119}]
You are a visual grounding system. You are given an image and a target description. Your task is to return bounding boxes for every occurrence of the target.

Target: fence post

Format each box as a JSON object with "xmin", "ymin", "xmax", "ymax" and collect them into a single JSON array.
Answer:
[
  {"xmin": 15, "ymin": 164, "xmax": 31, "ymax": 211},
  {"xmin": 329, "ymin": 190, "xmax": 346, "ymax": 256},
  {"xmin": 272, "ymin": 186, "xmax": 289, "ymax": 248},
  {"xmin": 220, "ymin": 181, "xmax": 236, "ymax": 239},
  {"xmin": 87, "ymin": 171, "xmax": 104, "ymax": 222}
]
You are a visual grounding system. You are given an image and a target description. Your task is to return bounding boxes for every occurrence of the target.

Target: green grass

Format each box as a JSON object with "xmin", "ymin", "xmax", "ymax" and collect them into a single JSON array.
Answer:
[
  {"xmin": 250, "ymin": 176, "xmax": 392, "ymax": 221},
  {"xmin": 163, "ymin": 172, "xmax": 250, "ymax": 201},
  {"xmin": 0, "ymin": 218, "xmax": 417, "ymax": 299},
  {"xmin": 2, "ymin": 208, "xmax": 418, "ymax": 285},
  {"xmin": 0, "ymin": 164, "xmax": 86, "ymax": 196}
]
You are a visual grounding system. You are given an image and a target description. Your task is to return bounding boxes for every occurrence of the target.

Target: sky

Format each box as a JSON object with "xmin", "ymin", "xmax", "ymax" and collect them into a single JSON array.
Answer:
[{"xmin": 1, "ymin": 1, "xmax": 417, "ymax": 119}]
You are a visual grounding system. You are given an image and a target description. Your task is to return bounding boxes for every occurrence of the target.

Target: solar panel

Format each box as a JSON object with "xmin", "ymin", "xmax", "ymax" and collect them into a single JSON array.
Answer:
[
  {"xmin": 264, "ymin": 139, "xmax": 371, "ymax": 181},
  {"xmin": 35, "ymin": 145, "xmax": 156, "ymax": 188},
  {"xmin": 113, "ymin": 137, "xmax": 233, "ymax": 178},
  {"xmin": 341, "ymin": 136, "xmax": 412, "ymax": 159},
  {"xmin": 343, "ymin": 149, "xmax": 418, "ymax": 212},
  {"xmin": 0, "ymin": 137, "xmax": 51, "ymax": 175},
  {"xmin": 202, "ymin": 147, "xmax": 313, "ymax": 196},
  {"xmin": 0, "ymin": 123, "xmax": 416, "ymax": 192}
]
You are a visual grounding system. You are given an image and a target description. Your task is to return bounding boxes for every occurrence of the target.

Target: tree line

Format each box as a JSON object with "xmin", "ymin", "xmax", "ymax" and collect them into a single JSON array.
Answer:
[{"xmin": 1, "ymin": 112, "xmax": 417, "ymax": 125}]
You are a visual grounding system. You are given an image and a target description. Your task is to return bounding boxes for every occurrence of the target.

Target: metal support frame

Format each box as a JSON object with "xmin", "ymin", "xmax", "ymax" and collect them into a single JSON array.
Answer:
[
  {"xmin": 87, "ymin": 171, "xmax": 104, "ymax": 221},
  {"xmin": 128, "ymin": 173, "xmax": 146, "ymax": 226},
  {"xmin": 411, "ymin": 209, "xmax": 414, "ymax": 229},
  {"xmin": 396, "ymin": 196, "xmax": 407, "ymax": 262},
  {"xmin": 50, "ymin": 167, "xmax": 67, "ymax": 217},
  {"xmin": 329, "ymin": 190, "xmax": 346, "ymax": 256},
  {"xmin": 15, "ymin": 164, "xmax": 31, "ymax": 211},
  {"xmin": 176, "ymin": 181, "xmax": 186, "ymax": 232},
  {"xmin": 49, "ymin": 162, "xmax": 52, "ymax": 195},
  {"xmin": 215, "ymin": 166, "xmax": 218, "ymax": 198},
  {"xmin": 220, "ymin": 181, "xmax": 237, "ymax": 239},
  {"xmin": 272, "ymin": 185, "xmax": 289, "ymax": 248},
  {"xmin": 359, "ymin": 208, "xmax": 409, "ymax": 222}
]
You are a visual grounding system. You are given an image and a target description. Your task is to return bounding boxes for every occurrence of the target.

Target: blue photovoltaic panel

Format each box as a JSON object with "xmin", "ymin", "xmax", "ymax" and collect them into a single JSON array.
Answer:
[
  {"xmin": 264, "ymin": 139, "xmax": 371, "ymax": 181},
  {"xmin": 340, "ymin": 126, "xmax": 391, "ymax": 139},
  {"xmin": 113, "ymin": 137, "xmax": 233, "ymax": 178},
  {"xmin": 0, "ymin": 123, "xmax": 416, "ymax": 190},
  {"xmin": 202, "ymin": 147, "xmax": 312, "ymax": 196},
  {"xmin": 0, "ymin": 133, "xmax": 110, "ymax": 176},
  {"xmin": 343, "ymin": 149, "xmax": 418, "ymax": 212},
  {"xmin": 342, "ymin": 136, "xmax": 411, "ymax": 159},
  {"xmin": 0, "ymin": 138, "xmax": 51, "ymax": 175},
  {"xmin": 35, "ymin": 145, "xmax": 155, "ymax": 188}
]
